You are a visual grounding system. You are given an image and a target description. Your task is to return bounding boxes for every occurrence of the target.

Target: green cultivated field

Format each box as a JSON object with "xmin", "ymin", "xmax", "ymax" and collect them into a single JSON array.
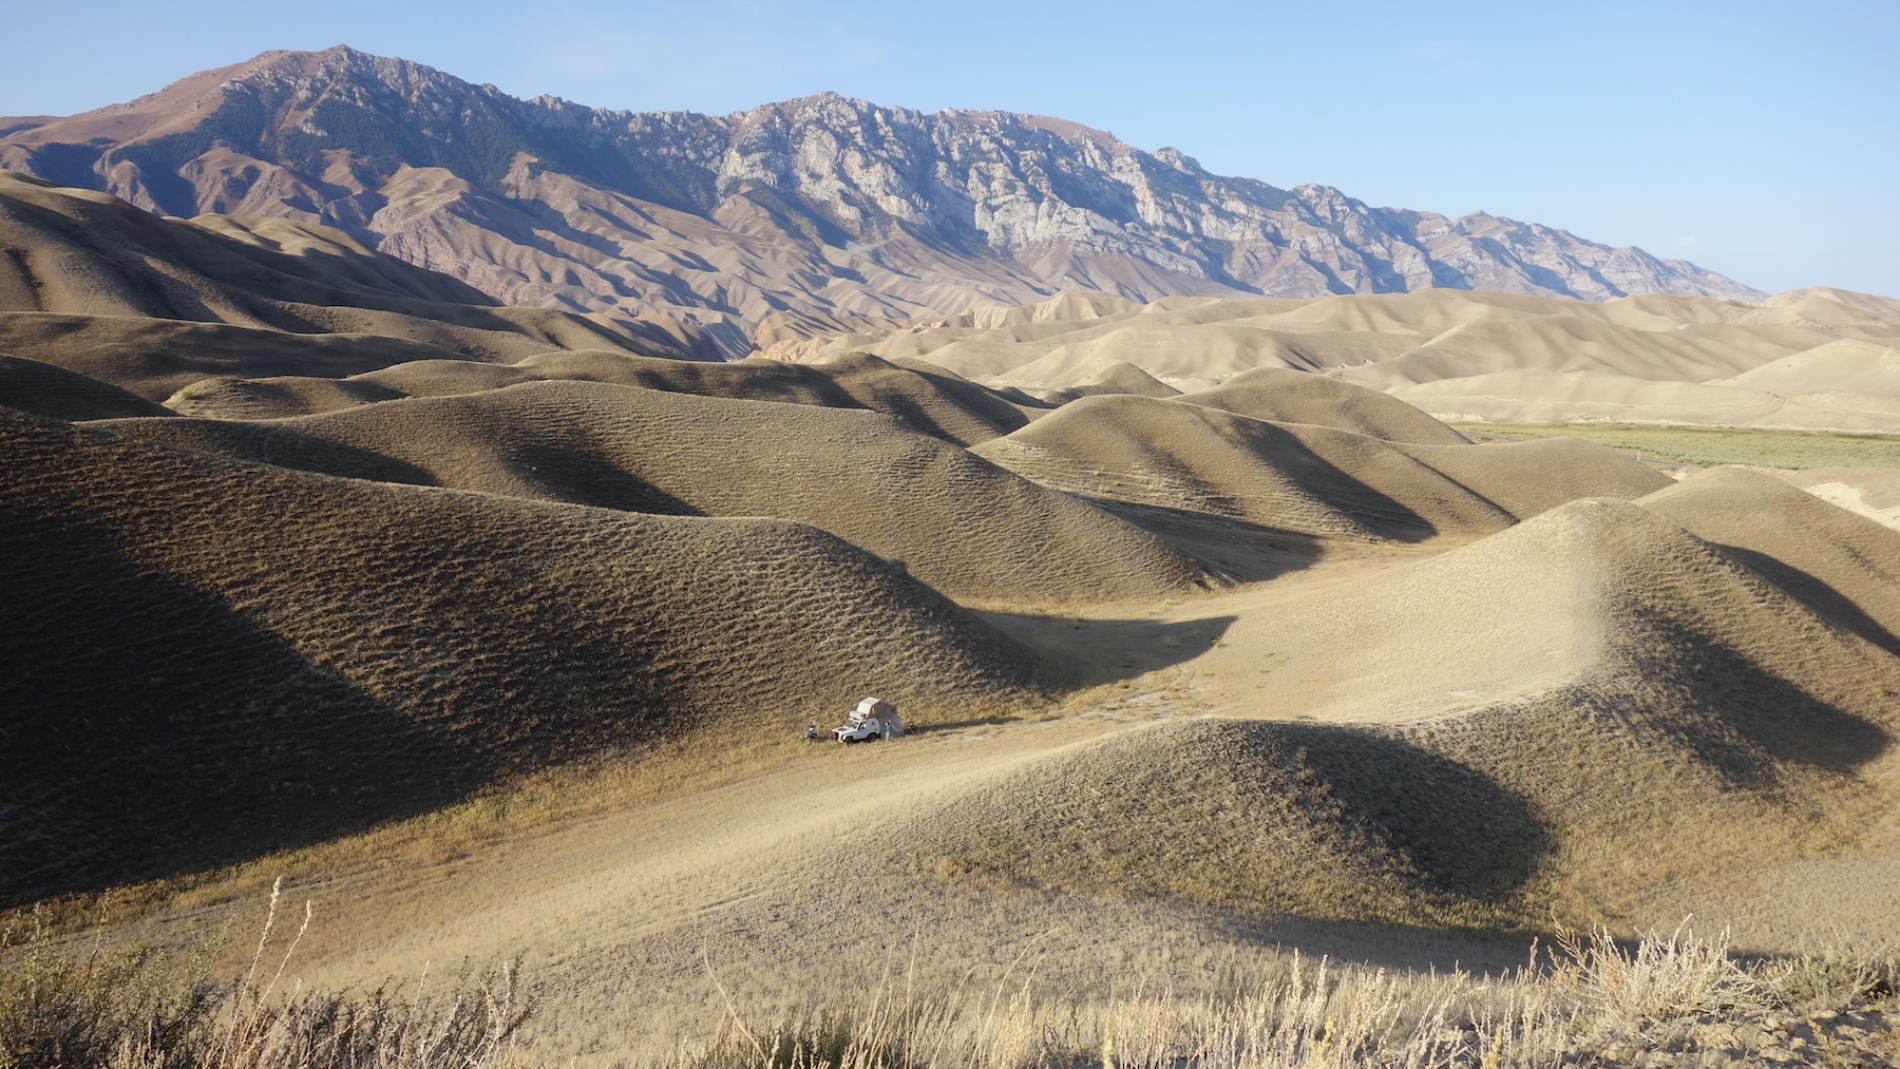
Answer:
[{"xmin": 1456, "ymin": 424, "xmax": 1900, "ymax": 471}]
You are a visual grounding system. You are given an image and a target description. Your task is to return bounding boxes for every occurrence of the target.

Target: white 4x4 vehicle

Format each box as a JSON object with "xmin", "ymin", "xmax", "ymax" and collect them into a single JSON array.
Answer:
[{"xmin": 833, "ymin": 697, "xmax": 902, "ymax": 743}]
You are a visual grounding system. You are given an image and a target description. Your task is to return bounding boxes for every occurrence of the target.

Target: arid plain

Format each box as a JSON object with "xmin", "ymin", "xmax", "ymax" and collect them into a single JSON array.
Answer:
[{"xmin": 6, "ymin": 161, "xmax": 1900, "ymax": 1066}]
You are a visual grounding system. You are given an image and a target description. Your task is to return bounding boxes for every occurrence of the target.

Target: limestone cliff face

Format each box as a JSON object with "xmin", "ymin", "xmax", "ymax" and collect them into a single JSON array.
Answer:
[{"xmin": 0, "ymin": 46, "xmax": 1764, "ymax": 355}]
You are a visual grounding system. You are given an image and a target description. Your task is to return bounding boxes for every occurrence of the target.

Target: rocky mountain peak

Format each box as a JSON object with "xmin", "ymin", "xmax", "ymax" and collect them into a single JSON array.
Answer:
[{"xmin": 0, "ymin": 47, "xmax": 1767, "ymax": 356}]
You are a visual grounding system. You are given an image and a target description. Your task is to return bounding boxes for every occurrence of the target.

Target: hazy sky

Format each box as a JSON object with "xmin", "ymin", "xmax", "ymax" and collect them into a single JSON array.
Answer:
[{"xmin": 5, "ymin": 0, "xmax": 1895, "ymax": 297}]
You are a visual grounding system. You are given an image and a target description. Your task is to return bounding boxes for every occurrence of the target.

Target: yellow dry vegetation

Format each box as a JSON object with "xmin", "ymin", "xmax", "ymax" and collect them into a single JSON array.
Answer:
[
  {"xmin": 6, "ymin": 178, "xmax": 1900, "ymax": 1067},
  {"xmin": 99, "ymin": 381, "xmax": 1199, "ymax": 608}
]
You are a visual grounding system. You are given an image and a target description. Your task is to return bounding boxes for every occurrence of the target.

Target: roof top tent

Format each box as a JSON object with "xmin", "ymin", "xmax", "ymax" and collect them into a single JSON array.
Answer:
[{"xmin": 834, "ymin": 697, "xmax": 902, "ymax": 742}]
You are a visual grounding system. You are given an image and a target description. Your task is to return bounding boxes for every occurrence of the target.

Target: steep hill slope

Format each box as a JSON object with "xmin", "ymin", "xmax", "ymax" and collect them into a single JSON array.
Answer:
[
  {"xmin": 0, "ymin": 171, "xmax": 677, "ymax": 354},
  {"xmin": 0, "ymin": 313, "xmax": 485, "ymax": 400},
  {"xmin": 973, "ymin": 395, "xmax": 1457, "ymax": 540},
  {"xmin": 1639, "ymin": 467, "xmax": 1900, "ymax": 653},
  {"xmin": 889, "ymin": 495, "xmax": 1900, "ymax": 927},
  {"xmin": 1177, "ymin": 366, "xmax": 1470, "ymax": 445},
  {"xmin": 0, "ymin": 172, "xmax": 714, "ymax": 402},
  {"xmin": 161, "ymin": 349, "xmax": 1046, "ymax": 444},
  {"xmin": 0, "ymin": 409, "xmax": 1043, "ymax": 899},
  {"xmin": 0, "ymin": 354, "xmax": 175, "ymax": 420},
  {"xmin": 99, "ymin": 381, "xmax": 1202, "ymax": 607},
  {"xmin": 971, "ymin": 394, "xmax": 1666, "ymax": 543},
  {"xmin": 1777, "ymin": 467, "xmax": 1900, "ymax": 531},
  {"xmin": 1405, "ymin": 435, "xmax": 1673, "ymax": 519},
  {"xmin": 0, "ymin": 46, "xmax": 1762, "ymax": 355}
]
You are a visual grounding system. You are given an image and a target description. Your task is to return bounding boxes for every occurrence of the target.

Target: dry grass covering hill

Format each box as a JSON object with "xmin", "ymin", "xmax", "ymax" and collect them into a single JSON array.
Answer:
[
  {"xmin": 1401, "ymin": 435, "xmax": 1674, "ymax": 519},
  {"xmin": 0, "ymin": 353, "xmax": 174, "ymax": 420},
  {"xmin": 11, "ymin": 890, "xmax": 1900, "ymax": 1069},
  {"xmin": 773, "ymin": 286, "xmax": 1900, "ymax": 434},
  {"xmin": 0, "ymin": 172, "xmax": 711, "ymax": 403},
  {"xmin": 887, "ymin": 718, "xmax": 1545, "ymax": 929},
  {"xmin": 514, "ymin": 350, "xmax": 1047, "ymax": 447},
  {"xmin": 0, "ymin": 172, "xmax": 665, "ymax": 356},
  {"xmin": 980, "ymin": 393, "xmax": 1413, "ymax": 539},
  {"xmin": 0, "ymin": 313, "xmax": 486, "ymax": 401},
  {"xmin": 0, "ymin": 408, "xmax": 1043, "ymax": 900},
  {"xmin": 887, "ymin": 493, "xmax": 1900, "ymax": 929},
  {"xmin": 972, "ymin": 395, "xmax": 1480, "ymax": 540},
  {"xmin": 1035, "ymin": 360, "xmax": 1182, "ymax": 403},
  {"xmin": 971, "ymin": 394, "xmax": 1667, "ymax": 544},
  {"xmin": 1403, "ymin": 498, "xmax": 1900, "ymax": 922},
  {"xmin": 1178, "ymin": 366, "xmax": 1470, "ymax": 445},
  {"xmin": 100, "ymin": 381, "xmax": 1204, "ymax": 607},
  {"xmin": 1778, "ymin": 466, "xmax": 1900, "ymax": 530},
  {"xmin": 7, "ymin": 359, "xmax": 1900, "ymax": 1065},
  {"xmin": 163, "ymin": 349, "xmax": 1046, "ymax": 445},
  {"xmin": 1638, "ymin": 466, "xmax": 1900, "ymax": 654}
]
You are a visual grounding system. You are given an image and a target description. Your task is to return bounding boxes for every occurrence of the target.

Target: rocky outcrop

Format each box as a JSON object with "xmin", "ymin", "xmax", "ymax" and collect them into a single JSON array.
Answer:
[{"xmin": 0, "ymin": 46, "xmax": 1765, "ymax": 356}]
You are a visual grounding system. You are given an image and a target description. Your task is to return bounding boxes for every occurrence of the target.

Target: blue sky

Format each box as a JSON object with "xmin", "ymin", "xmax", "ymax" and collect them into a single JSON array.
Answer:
[{"xmin": 4, "ymin": 0, "xmax": 1894, "ymax": 297}]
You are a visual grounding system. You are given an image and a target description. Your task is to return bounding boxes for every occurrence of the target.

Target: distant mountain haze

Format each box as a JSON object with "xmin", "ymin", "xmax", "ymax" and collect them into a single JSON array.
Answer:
[{"xmin": 0, "ymin": 45, "xmax": 1766, "ymax": 357}]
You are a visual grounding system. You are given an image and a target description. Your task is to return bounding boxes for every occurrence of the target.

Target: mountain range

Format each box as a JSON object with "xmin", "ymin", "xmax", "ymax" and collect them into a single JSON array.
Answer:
[
  {"xmin": 0, "ymin": 46, "xmax": 1764, "ymax": 356},
  {"xmin": 7, "ymin": 52, "xmax": 1900, "ymax": 1059}
]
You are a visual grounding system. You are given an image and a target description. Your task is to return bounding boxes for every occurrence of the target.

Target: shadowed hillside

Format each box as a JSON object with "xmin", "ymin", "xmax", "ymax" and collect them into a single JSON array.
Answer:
[
  {"xmin": 100, "ymin": 381, "xmax": 1203, "ymax": 607},
  {"xmin": 0, "ymin": 408, "xmax": 1044, "ymax": 899},
  {"xmin": 0, "ymin": 172, "xmax": 715, "ymax": 403},
  {"xmin": 1177, "ymin": 367, "xmax": 1471, "ymax": 446},
  {"xmin": 164, "ymin": 348, "xmax": 1048, "ymax": 445},
  {"xmin": 0, "ymin": 172, "xmax": 681, "ymax": 353},
  {"xmin": 0, "ymin": 354, "xmax": 175, "ymax": 420},
  {"xmin": 972, "ymin": 394, "xmax": 1667, "ymax": 544},
  {"xmin": 885, "ymin": 718, "xmax": 1549, "ymax": 929},
  {"xmin": 1640, "ymin": 466, "xmax": 1900, "ymax": 654},
  {"xmin": 854, "ymin": 493, "xmax": 1900, "ymax": 929},
  {"xmin": 0, "ymin": 313, "xmax": 486, "ymax": 400}
]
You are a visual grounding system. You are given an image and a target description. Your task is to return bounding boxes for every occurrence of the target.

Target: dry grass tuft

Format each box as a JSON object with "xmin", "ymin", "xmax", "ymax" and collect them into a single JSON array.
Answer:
[
  {"xmin": 7, "ymin": 895, "xmax": 1896, "ymax": 1068},
  {"xmin": 678, "ymin": 923, "xmax": 1897, "ymax": 1069},
  {"xmin": 0, "ymin": 880, "xmax": 528, "ymax": 1069}
]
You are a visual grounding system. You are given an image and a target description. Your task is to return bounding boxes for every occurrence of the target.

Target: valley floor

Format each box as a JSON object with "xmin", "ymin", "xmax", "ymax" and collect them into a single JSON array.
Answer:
[{"xmin": 47, "ymin": 531, "xmax": 1900, "ymax": 1064}]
